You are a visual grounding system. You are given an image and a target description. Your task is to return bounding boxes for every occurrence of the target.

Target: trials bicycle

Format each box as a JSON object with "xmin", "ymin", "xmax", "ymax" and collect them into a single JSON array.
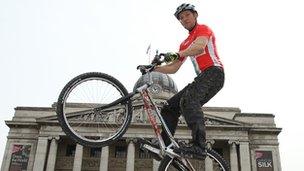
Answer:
[{"xmin": 56, "ymin": 52, "xmax": 230, "ymax": 171}]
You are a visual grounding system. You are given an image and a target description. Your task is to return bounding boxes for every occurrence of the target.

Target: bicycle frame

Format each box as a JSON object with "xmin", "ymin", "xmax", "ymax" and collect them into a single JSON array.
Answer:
[
  {"xmin": 135, "ymin": 72, "xmax": 195, "ymax": 171},
  {"xmin": 137, "ymin": 85, "xmax": 178, "ymax": 153}
]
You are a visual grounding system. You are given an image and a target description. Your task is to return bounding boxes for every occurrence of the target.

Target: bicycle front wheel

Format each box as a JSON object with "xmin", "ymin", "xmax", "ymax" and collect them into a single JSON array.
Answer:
[
  {"xmin": 158, "ymin": 148, "xmax": 230, "ymax": 171},
  {"xmin": 56, "ymin": 72, "xmax": 132, "ymax": 147}
]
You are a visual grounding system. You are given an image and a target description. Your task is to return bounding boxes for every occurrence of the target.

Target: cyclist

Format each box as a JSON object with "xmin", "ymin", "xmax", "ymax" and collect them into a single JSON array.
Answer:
[{"xmin": 153, "ymin": 3, "xmax": 225, "ymax": 158}]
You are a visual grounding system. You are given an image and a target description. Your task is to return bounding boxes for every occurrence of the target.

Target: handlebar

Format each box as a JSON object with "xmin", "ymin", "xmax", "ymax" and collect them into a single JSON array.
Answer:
[{"xmin": 137, "ymin": 52, "xmax": 166, "ymax": 75}]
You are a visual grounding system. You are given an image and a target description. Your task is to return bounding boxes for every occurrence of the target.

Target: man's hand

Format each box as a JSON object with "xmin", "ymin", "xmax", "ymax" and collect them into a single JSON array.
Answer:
[
  {"xmin": 164, "ymin": 52, "xmax": 180, "ymax": 63},
  {"xmin": 151, "ymin": 57, "xmax": 162, "ymax": 65}
]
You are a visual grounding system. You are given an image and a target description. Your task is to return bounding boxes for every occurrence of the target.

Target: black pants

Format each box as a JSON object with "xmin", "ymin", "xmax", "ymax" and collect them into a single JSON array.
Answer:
[{"xmin": 161, "ymin": 66, "xmax": 225, "ymax": 146}]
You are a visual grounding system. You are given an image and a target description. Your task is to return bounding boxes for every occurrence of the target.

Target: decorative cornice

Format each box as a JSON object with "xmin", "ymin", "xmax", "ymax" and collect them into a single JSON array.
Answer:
[
  {"xmin": 5, "ymin": 121, "xmax": 39, "ymax": 128},
  {"xmin": 15, "ymin": 106, "xmax": 55, "ymax": 111},
  {"xmin": 249, "ymin": 127, "xmax": 282, "ymax": 134},
  {"xmin": 234, "ymin": 113, "xmax": 275, "ymax": 119},
  {"xmin": 202, "ymin": 107, "xmax": 241, "ymax": 113}
]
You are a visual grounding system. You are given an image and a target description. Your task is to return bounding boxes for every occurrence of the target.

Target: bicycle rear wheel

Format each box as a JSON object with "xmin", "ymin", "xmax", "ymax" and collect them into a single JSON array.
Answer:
[
  {"xmin": 56, "ymin": 72, "xmax": 132, "ymax": 147},
  {"xmin": 158, "ymin": 148, "xmax": 230, "ymax": 171}
]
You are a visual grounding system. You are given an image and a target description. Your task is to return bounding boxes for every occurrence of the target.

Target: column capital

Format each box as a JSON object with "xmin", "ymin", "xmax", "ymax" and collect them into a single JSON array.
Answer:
[
  {"xmin": 239, "ymin": 141, "xmax": 250, "ymax": 145},
  {"xmin": 126, "ymin": 138, "xmax": 137, "ymax": 144},
  {"xmin": 206, "ymin": 139, "xmax": 215, "ymax": 148},
  {"xmin": 76, "ymin": 143, "xmax": 83, "ymax": 147},
  {"xmin": 206, "ymin": 139, "xmax": 215, "ymax": 145},
  {"xmin": 48, "ymin": 136, "xmax": 60, "ymax": 141},
  {"xmin": 228, "ymin": 140, "xmax": 240, "ymax": 145}
]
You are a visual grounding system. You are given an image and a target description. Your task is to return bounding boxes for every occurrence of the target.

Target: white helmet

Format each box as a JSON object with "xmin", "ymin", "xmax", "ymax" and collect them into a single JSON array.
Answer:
[{"xmin": 174, "ymin": 3, "xmax": 197, "ymax": 19}]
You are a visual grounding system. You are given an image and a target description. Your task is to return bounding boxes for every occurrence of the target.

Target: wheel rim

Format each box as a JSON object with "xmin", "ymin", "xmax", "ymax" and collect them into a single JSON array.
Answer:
[
  {"xmin": 61, "ymin": 77, "xmax": 130, "ymax": 144},
  {"xmin": 164, "ymin": 158, "xmax": 190, "ymax": 171}
]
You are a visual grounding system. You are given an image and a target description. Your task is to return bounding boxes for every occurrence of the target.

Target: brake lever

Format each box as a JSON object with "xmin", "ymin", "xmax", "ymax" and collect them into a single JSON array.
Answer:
[{"xmin": 151, "ymin": 53, "xmax": 166, "ymax": 66}]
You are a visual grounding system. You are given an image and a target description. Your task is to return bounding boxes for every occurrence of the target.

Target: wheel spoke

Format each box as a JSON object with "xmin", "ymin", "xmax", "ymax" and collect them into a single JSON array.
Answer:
[{"xmin": 57, "ymin": 73, "xmax": 132, "ymax": 147}]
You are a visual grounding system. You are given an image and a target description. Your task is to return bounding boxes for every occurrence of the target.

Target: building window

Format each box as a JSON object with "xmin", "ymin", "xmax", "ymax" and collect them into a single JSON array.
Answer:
[
  {"xmin": 115, "ymin": 146, "xmax": 127, "ymax": 158},
  {"xmin": 90, "ymin": 147, "xmax": 102, "ymax": 158},
  {"xmin": 66, "ymin": 145, "xmax": 76, "ymax": 157},
  {"xmin": 139, "ymin": 148, "xmax": 151, "ymax": 159}
]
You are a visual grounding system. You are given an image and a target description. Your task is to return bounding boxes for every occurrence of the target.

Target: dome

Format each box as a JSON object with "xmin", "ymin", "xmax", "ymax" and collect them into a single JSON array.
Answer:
[{"xmin": 133, "ymin": 72, "xmax": 178, "ymax": 100}]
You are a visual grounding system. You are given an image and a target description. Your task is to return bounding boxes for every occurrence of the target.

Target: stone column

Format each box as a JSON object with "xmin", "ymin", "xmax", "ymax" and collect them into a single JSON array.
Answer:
[
  {"xmin": 73, "ymin": 144, "xmax": 83, "ymax": 171},
  {"xmin": 205, "ymin": 140, "xmax": 215, "ymax": 171},
  {"xmin": 228, "ymin": 140, "xmax": 239, "ymax": 171},
  {"xmin": 1, "ymin": 139, "xmax": 13, "ymax": 171},
  {"xmin": 126, "ymin": 139, "xmax": 135, "ymax": 171},
  {"xmin": 46, "ymin": 137, "xmax": 59, "ymax": 171},
  {"xmin": 153, "ymin": 159, "xmax": 160, "ymax": 171},
  {"xmin": 275, "ymin": 146, "xmax": 282, "ymax": 171},
  {"xmin": 239, "ymin": 141, "xmax": 251, "ymax": 171},
  {"xmin": 100, "ymin": 146, "xmax": 109, "ymax": 171},
  {"xmin": 33, "ymin": 137, "xmax": 49, "ymax": 171}
]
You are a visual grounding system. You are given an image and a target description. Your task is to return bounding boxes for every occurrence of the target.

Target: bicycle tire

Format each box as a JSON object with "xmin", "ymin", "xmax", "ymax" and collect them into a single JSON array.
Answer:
[
  {"xmin": 56, "ymin": 72, "xmax": 132, "ymax": 147},
  {"xmin": 158, "ymin": 148, "xmax": 230, "ymax": 171}
]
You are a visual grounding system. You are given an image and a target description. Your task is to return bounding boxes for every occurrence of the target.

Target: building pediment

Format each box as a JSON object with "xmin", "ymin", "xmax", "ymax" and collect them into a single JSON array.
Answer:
[{"xmin": 36, "ymin": 110, "xmax": 245, "ymax": 127}]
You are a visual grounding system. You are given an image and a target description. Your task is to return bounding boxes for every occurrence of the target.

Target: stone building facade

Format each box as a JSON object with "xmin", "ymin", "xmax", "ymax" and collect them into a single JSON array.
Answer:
[{"xmin": 1, "ymin": 72, "xmax": 282, "ymax": 171}]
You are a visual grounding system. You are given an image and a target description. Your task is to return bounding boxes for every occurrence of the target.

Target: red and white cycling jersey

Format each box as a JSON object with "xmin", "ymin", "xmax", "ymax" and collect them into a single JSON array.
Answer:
[{"xmin": 179, "ymin": 24, "xmax": 223, "ymax": 75}]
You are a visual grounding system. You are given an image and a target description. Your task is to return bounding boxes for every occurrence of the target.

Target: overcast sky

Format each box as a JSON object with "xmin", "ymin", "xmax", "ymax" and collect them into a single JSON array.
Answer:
[{"xmin": 1, "ymin": 0, "xmax": 303, "ymax": 170}]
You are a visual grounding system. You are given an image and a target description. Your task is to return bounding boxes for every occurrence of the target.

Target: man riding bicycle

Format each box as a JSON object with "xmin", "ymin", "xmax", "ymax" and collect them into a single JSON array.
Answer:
[{"xmin": 153, "ymin": 3, "xmax": 225, "ymax": 158}]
